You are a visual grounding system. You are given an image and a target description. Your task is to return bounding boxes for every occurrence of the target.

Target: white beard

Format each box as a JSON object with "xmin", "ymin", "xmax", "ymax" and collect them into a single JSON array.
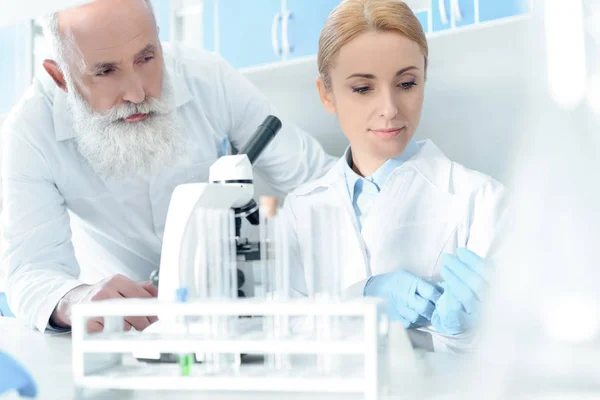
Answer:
[{"xmin": 66, "ymin": 71, "xmax": 185, "ymax": 178}]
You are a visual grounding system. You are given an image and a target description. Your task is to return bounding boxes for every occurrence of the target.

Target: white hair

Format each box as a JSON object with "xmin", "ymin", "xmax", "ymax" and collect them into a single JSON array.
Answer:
[
  {"xmin": 40, "ymin": 12, "xmax": 69, "ymax": 72},
  {"xmin": 39, "ymin": 1, "xmax": 184, "ymax": 178},
  {"xmin": 40, "ymin": 0, "xmax": 155, "ymax": 74},
  {"xmin": 68, "ymin": 72, "xmax": 185, "ymax": 177}
]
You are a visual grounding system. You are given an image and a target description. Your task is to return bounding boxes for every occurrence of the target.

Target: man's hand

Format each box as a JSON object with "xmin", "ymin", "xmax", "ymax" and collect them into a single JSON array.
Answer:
[{"xmin": 50, "ymin": 274, "xmax": 158, "ymax": 333}]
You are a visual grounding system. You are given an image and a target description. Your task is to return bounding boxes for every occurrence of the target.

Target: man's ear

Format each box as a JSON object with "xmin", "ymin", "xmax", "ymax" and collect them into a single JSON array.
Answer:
[
  {"xmin": 43, "ymin": 60, "xmax": 68, "ymax": 93},
  {"xmin": 316, "ymin": 77, "xmax": 336, "ymax": 115}
]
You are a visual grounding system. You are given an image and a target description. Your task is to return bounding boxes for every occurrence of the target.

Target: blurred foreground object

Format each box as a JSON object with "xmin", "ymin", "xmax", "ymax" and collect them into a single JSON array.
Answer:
[{"xmin": 460, "ymin": 0, "xmax": 600, "ymax": 398}]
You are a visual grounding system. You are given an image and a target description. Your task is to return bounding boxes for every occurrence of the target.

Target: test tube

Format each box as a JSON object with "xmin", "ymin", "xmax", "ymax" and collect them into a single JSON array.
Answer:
[
  {"xmin": 259, "ymin": 196, "xmax": 277, "ymax": 369},
  {"xmin": 188, "ymin": 208, "xmax": 239, "ymax": 370},
  {"xmin": 306, "ymin": 205, "xmax": 345, "ymax": 375},
  {"xmin": 272, "ymin": 210, "xmax": 291, "ymax": 370},
  {"xmin": 259, "ymin": 196, "xmax": 291, "ymax": 370},
  {"xmin": 175, "ymin": 287, "xmax": 194, "ymax": 377}
]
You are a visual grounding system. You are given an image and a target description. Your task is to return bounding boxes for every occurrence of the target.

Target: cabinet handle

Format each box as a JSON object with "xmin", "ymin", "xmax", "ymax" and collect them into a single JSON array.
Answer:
[
  {"xmin": 451, "ymin": 0, "xmax": 463, "ymax": 22},
  {"xmin": 271, "ymin": 12, "xmax": 282, "ymax": 57},
  {"xmin": 438, "ymin": 0, "xmax": 449, "ymax": 25},
  {"xmin": 282, "ymin": 11, "xmax": 294, "ymax": 55}
]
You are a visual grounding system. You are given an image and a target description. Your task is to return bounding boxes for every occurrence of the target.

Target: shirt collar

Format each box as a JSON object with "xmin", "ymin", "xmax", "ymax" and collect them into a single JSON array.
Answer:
[
  {"xmin": 343, "ymin": 147, "xmax": 362, "ymax": 199},
  {"xmin": 343, "ymin": 139, "xmax": 421, "ymax": 200},
  {"xmin": 293, "ymin": 139, "xmax": 451, "ymax": 198},
  {"xmin": 52, "ymin": 66, "xmax": 193, "ymax": 142}
]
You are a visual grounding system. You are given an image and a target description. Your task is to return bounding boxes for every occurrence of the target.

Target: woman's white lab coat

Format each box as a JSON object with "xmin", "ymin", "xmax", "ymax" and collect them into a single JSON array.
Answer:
[{"xmin": 283, "ymin": 140, "xmax": 507, "ymax": 353}]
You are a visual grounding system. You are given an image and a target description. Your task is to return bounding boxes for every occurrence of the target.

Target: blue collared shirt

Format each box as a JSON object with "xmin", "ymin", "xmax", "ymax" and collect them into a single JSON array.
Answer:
[{"xmin": 343, "ymin": 140, "xmax": 420, "ymax": 230}]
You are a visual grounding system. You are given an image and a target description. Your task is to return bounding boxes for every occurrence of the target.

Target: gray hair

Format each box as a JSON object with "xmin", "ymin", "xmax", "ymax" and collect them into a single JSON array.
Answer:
[{"xmin": 41, "ymin": 0, "xmax": 155, "ymax": 74}]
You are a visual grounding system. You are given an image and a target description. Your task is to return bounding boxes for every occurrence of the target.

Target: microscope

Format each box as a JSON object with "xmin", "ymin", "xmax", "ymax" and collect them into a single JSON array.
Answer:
[{"xmin": 150, "ymin": 115, "xmax": 283, "ymax": 303}]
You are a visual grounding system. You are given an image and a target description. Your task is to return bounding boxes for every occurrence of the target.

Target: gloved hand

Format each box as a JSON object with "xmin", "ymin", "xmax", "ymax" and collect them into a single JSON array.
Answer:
[
  {"xmin": 0, "ymin": 351, "xmax": 37, "ymax": 398},
  {"xmin": 364, "ymin": 270, "xmax": 442, "ymax": 329},
  {"xmin": 431, "ymin": 248, "xmax": 489, "ymax": 335}
]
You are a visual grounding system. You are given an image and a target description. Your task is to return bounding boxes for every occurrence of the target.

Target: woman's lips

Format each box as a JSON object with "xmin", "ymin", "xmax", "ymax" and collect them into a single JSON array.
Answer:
[{"xmin": 370, "ymin": 127, "xmax": 403, "ymax": 139}]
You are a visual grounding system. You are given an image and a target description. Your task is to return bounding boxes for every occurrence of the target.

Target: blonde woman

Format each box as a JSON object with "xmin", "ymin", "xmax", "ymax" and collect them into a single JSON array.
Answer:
[{"xmin": 284, "ymin": 0, "xmax": 506, "ymax": 352}]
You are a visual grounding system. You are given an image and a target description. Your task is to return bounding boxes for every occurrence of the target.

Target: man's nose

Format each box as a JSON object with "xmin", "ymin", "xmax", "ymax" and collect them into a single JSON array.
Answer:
[{"xmin": 122, "ymin": 76, "xmax": 146, "ymax": 104}]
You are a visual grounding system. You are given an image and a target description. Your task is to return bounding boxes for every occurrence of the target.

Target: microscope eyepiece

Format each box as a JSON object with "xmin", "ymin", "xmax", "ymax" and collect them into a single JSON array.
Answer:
[{"xmin": 238, "ymin": 115, "xmax": 282, "ymax": 165}]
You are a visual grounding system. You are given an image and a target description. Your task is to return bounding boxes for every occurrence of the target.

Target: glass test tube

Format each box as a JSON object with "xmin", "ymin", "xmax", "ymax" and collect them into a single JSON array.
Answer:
[
  {"xmin": 190, "ymin": 208, "xmax": 239, "ymax": 370},
  {"xmin": 175, "ymin": 287, "xmax": 194, "ymax": 377},
  {"xmin": 306, "ymin": 205, "xmax": 345, "ymax": 375},
  {"xmin": 259, "ymin": 196, "xmax": 291, "ymax": 370},
  {"xmin": 273, "ymin": 210, "xmax": 291, "ymax": 370}
]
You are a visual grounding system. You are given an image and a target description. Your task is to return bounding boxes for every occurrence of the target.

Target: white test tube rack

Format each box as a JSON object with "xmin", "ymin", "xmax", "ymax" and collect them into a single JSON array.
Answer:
[{"xmin": 71, "ymin": 297, "xmax": 390, "ymax": 400}]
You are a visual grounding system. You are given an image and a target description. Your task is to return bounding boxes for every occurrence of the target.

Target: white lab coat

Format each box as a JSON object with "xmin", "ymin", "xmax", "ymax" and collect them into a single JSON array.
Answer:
[
  {"xmin": 1, "ymin": 44, "xmax": 335, "ymax": 333},
  {"xmin": 283, "ymin": 140, "xmax": 507, "ymax": 353}
]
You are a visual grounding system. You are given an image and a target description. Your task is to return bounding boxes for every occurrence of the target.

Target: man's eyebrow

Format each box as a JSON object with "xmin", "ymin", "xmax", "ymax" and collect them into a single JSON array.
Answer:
[
  {"xmin": 89, "ymin": 44, "xmax": 157, "ymax": 74},
  {"xmin": 91, "ymin": 61, "xmax": 119, "ymax": 74},
  {"xmin": 134, "ymin": 44, "xmax": 157, "ymax": 59}
]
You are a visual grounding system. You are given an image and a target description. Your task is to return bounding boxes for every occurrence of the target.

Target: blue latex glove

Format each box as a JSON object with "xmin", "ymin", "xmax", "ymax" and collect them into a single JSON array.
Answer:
[
  {"xmin": 431, "ymin": 248, "xmax": 489, "ymax": 335},
  {"xmin": 0, "ymin": 351, "xmax": 38, "ymax": 398},
  {"xmin": 364, "ymin": 270, "xmax": 442, "ymax": 329}
]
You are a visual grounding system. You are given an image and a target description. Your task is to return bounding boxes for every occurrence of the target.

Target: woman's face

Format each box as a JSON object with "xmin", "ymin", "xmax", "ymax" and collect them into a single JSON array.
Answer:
[{"xmin": 318, "ymin": 30, "xmax": 426, "ymax": 165}]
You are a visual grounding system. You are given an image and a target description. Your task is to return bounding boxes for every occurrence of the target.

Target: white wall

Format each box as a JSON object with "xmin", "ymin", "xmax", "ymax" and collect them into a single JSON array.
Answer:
[{"xmin": 244, "ymin": 16, "xmax": 533, "ymax": 185}]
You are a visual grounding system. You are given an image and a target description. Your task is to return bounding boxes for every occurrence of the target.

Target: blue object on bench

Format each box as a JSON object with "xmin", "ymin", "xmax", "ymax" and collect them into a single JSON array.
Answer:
[
  {"xmin": 0, "ymin": 292, "xmax": 14, "ymax": 317},
  {"xmin": 0, "ymin": 351, "xmax": 38, "ymax": 398}
]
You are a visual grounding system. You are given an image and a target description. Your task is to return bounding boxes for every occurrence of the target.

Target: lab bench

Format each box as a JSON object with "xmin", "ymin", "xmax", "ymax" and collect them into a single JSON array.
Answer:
[{"xmin": 0, "ymin": 317, "xmax": 466, "ymax": 400}]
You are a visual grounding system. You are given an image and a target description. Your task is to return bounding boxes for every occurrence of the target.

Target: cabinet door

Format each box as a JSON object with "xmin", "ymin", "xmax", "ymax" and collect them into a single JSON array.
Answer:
[
  {"xmin": 203, "ymin": 0, "xmax": 216, "ymax": 52},
  {"xmin": 0, "ymin": 23, "xmax": 30, "ymax": 115},
  {"xmin": 150, "ymin": 0, "xmax": 171, "ymax": 41},
  {"xmin": 479, "ymin": 0, "xmax": 530, "ymax": 23},
  {"xmin": 217, "ymin": 0, "xmax": 283, "ymax": 68},
  {"xmin": 415, "ymin": 10, "xmax": 430, "ymax": 34},
  {"xmin": 432, "ymin": 0, "xmax": 451, "ymax": 32},
  {"xmin": 284, "ymin": 0, "xmax": 340, "ymax": 59},
  {"xmin": 453, "ymin": 0, "xmax": 476, "ymax": 28}
]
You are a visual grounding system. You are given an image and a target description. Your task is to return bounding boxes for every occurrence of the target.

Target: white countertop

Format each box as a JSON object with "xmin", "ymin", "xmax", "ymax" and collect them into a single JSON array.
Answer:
[{"xmin": 0, "ymin": 317, "xmax": 465, "ymax": 400}]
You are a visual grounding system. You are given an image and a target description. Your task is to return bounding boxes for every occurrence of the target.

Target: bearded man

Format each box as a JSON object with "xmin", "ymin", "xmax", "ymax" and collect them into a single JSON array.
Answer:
[{"xmin": 1, "ymin": 0, "xmax": 334, "ymax": 333}]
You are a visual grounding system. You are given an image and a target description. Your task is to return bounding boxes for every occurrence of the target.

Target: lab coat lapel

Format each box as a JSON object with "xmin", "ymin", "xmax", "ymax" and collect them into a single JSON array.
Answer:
[
  {"xmin": 360, "ymin": 141, "xmax": 463, "ymax": 279},
  {"xmin": 322, "ymin": 159, "xmax": 372, "ymax": 289}
]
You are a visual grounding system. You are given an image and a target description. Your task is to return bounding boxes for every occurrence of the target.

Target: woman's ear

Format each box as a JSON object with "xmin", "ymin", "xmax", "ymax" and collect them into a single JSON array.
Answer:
[{"xmin": 316, "ymin": 77, "xmax": 336, "ymax": 115}]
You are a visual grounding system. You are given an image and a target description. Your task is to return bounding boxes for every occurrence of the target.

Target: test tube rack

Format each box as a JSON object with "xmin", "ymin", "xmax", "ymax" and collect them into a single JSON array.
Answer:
[{"xmin": 71, "ymin": 297, "xmax": 396, "ymax": 400}]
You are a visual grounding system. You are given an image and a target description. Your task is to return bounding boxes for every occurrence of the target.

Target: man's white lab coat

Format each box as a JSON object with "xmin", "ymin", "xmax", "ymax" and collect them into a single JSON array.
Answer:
[
  {"xmin": 283, "ymin": 140, "xmax": 506, "ymax": 353},
  {"xmin": 1, "ymin": 44, "xmax": 335, "ymax": 332}
]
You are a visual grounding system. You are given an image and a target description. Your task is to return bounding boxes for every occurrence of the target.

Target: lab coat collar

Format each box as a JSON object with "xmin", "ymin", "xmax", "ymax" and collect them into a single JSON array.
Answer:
[
  {"xmin": 52, "ymin": 67, "xmax": 193, "ymax": 142},
  {"xmin": 294, "ymin": 139, "xmax": 452, "ymax": 196},
  {"xmin": 343, "ymin": 139, "xmax": 420, "ymax": 200}
]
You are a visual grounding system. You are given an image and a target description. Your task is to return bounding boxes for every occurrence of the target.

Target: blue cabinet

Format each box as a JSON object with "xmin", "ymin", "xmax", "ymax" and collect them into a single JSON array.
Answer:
[
  {"xmin": 203, "ymin": 0, "xmax": 216, "ymax": 52},
  {"xmin": 202, "ymin": 0, "xmax": 531, "ymax": 70},
  {"xmin": 281, "ymin": 0, "xmax": 340, "ymax": 58},
  {"xmin": 284, "ymin": 0, "xmax": 339, "ymax": 60},
  {"xmin": 432, "ymin": 0, "xmax": 451, "ymax": 32},
  {"xmin": 0, "ymin": 23, "xmax": 29, "ymax": 115},
  {"xmin": 150, "ymin": 0, "xmax": 171, "ymax": 42},
  {"xmin": 0, "ymin": 25, "xmax": 18, "ymax": 114},
  {"xmin": 431, "ymin": 0, "xmax": 475, "ymax": 31},
  {"xmin": 454, "ymin": 0, "xmax": 476, "ymax": 27},
  {"xmin": 426, "ymin": 0, "xmax": 529, "ymax": 33},
  {"xmin": 217, "ymin": 0, "xmax": 282, "ymax": 68},
  {"xmin": 415, "ymin": 10, "xmax": 430, "ymax": 34},
  {"xmin": 479, "ymin": 0, "xmax": 530, "ymax": 23}
]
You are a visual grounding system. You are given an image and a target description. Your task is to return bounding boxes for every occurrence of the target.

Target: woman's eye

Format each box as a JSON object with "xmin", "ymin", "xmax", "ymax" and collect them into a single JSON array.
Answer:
[
  {"xmin": 352, "ymin": 86, "xmax": 370, "ymax": 94},
  {"xmin": 399, "ymin": 82, "xmax": 417, "ymax": 90}
]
